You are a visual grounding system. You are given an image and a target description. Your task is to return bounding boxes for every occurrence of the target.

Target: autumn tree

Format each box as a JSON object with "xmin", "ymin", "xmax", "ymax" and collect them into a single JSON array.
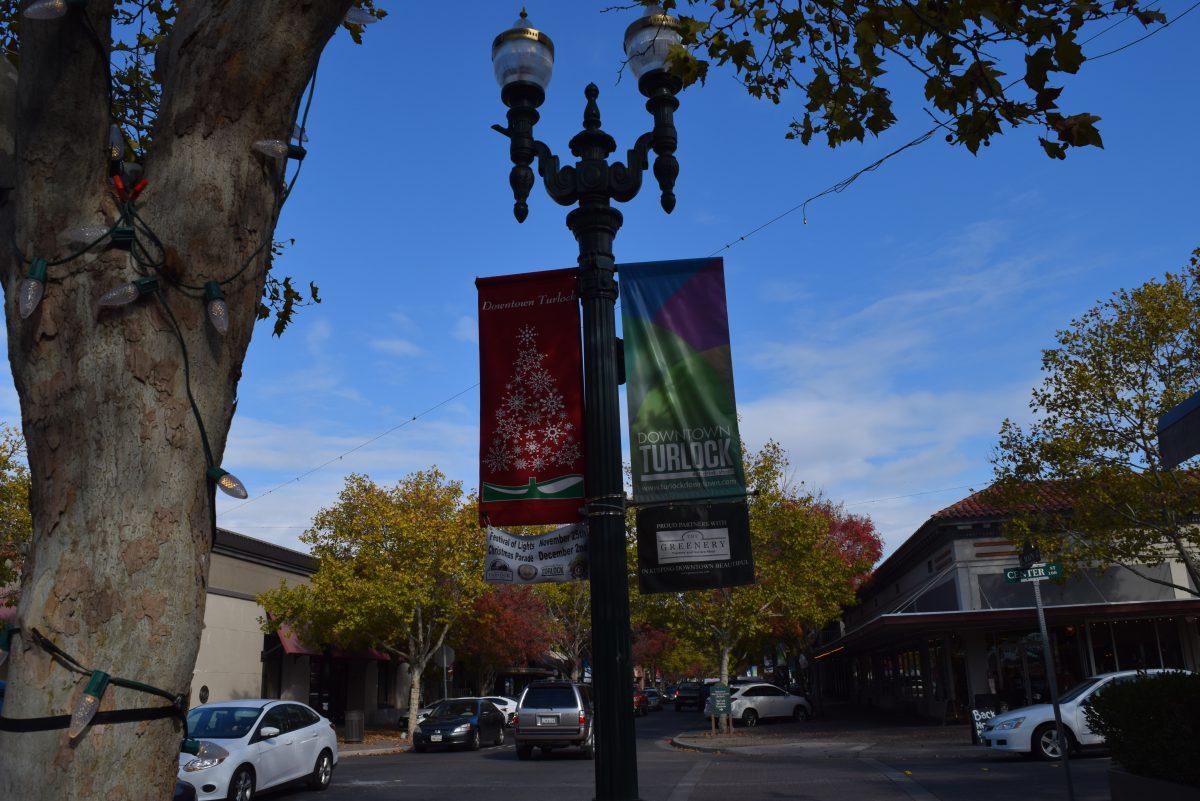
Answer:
[
  {"xmin": 0, "ymin": 2, "xmax": 391, "ymax": 798},
  {"xmin": 259, "ymin": 470, "xmax": 485, "ymax": 737},
  {"xmin": 452, "ymin": 584, "xmax": 555, "ymax": 696},
  {"xmin": 659, "ymin": 0, "xmax": 1164, "ymax": 156},
  {"xmin": 536, "ymin": 580, "xmax": 592, "ymax": 681},
  {"xmin": 993, "ymin": 249, "xmax": 1200, "ymax": 595},
  {"xmin": 0, "ymin": 423, "xmax": 30, "ymax": 590},
  {"xmin": 631, "ymin": 623, "xmax": 673, "ymax": 686},
  {"xmin": 633, "ymin": 442, "xmax": 880, "ymax": 716}
]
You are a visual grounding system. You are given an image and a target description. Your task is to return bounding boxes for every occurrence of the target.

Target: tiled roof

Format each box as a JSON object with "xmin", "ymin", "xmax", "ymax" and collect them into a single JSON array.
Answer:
[{"xmin": 929, "ymin": 482, "xmax": 1073, "ymax": 521}]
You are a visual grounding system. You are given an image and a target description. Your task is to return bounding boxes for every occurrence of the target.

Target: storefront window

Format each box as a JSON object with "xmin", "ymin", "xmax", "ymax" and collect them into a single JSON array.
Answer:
[
  {"xmin": 1089, "ymin": 622, "xmax": 1118, "ymax": 673},
  {"xmin": 1112, "ymin": 619, "xmax": 1161, "ymax": 670},
  {"xmin": 1157, "ymin": 619, "xmax": 1186, "ymax": 669}
]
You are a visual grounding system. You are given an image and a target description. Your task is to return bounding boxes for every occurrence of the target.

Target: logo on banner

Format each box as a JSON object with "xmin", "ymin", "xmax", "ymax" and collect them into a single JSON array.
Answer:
[
  {"xmin": 656, "ymin": 527, "xmax": 732, "ymax": 564},
  {"xmin": 485, "ymin": 558, "xmax": 514, "ymax": 583}
]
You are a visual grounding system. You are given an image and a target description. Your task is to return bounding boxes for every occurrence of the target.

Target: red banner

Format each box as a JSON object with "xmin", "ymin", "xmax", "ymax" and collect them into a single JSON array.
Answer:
[{"xmin": 476, "ymin": 268, "xmax": 585, "ymax": 526}]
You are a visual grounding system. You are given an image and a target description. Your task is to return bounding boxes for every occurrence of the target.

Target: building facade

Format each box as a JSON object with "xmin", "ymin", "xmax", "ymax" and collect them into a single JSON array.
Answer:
[{"xmin": 812, "ymin": 487, "xmax": 1200, "ymax": 721}]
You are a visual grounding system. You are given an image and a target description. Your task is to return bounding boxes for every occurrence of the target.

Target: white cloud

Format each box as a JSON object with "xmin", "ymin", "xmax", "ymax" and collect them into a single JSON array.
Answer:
[
  {"xmin": 453, "ymin": 315, "xmax": 478, "ymax": 344},
  {"xmin": 370, "ymin": 338, "xmax": 424, "ymax": 357}
]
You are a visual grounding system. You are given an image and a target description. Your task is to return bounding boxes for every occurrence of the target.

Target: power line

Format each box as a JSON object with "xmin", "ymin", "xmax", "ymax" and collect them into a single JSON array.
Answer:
[
  {"xmin": 708, "ymin": 1, "xmax": 1194, "ymax": 257},
  {"xmin": 218, "ymin": 383, "xmax": 478, "ymax": 515},
  {"xmin": 845, "ymin": 482, "xmax": 990, "ymax": 507}
]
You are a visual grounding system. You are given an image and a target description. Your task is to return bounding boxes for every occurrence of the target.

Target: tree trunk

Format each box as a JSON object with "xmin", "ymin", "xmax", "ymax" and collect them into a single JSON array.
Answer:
[
  {"xmin": 405, "ymin": 660, "xmax": 424, "ymax": 739},
  {"xmin": 720, "ymin": 642, "xmax": 731, "ymax": 733},
  {"xmin": 0, "ymin": 3, "xmax": 351, "ymax": 799}
]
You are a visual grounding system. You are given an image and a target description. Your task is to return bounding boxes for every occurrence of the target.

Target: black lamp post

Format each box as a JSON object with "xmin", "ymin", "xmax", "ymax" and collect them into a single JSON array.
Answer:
[{"xmin": 491, "ymin": 7, "xmax": 684, "ymax": 801}]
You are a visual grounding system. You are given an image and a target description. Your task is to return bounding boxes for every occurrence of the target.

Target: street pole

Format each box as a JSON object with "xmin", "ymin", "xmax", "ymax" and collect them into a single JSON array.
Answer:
[{"xmin": 1032, "ymin": 579, "xmax": 1076, "ymax": 801}]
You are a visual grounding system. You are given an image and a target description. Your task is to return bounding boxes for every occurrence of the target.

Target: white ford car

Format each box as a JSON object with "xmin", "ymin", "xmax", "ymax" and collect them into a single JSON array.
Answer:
[
  {"xmin": 179, "ymin": 699, "xmax": 338, "ymax": 801},
  {"xmin": 981, "ymin": 669, "xmax": 1187, "ymax": 760}
]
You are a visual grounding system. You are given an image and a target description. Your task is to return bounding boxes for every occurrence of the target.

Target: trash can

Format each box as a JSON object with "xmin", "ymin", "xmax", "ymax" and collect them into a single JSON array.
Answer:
[{"xmin": 344, "ymin": 710, "xmax": 365, "ymax": 744}]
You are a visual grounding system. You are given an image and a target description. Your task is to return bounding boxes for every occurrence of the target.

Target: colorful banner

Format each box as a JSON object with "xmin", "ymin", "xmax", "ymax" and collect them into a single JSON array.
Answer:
[
  {"xmin": 635, "ymin": 502, "xmax": 754, "ymax": 593},
  {"xmin": 620, "ymin": 258, "xmax": 745, "ymax": 504},
  {"xmin": 476, "ymin": 268, "xmax": 585, "ymax": 525},
  {"xmin": 484, "ymin": 524, "xmax": 589, "ymax": 584}
]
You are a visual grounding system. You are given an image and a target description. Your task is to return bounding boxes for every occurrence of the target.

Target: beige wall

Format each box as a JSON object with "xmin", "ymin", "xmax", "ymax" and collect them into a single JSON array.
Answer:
[
  {"xmin": 191, "ymin": 593, "xmax": 267, "ymax": 707},
  {"xmin": 192, "ymin": 552, "xmax": 312, "ymax": 707}
]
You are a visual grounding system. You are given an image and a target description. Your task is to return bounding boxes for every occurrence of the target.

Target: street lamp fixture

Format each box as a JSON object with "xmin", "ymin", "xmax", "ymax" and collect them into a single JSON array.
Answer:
[{"xmin": 491, "ymin": 6, "xmax": 685, "ymax": 801}]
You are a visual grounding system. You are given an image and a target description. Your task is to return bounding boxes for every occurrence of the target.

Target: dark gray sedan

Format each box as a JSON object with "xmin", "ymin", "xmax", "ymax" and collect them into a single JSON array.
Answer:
[{"xmin": 412, "ymin": 698, "xmax": 507, "ymax": 752}]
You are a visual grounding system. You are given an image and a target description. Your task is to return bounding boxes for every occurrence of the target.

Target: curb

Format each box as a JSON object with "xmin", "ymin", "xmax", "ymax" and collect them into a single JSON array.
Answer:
[
  {"xmin": 669, "ymin": 736, "xmax": 727, "ymax": 754},
  {"xmin": 339, "ymin": 744, "xmax": 409, "ymax": 757}
]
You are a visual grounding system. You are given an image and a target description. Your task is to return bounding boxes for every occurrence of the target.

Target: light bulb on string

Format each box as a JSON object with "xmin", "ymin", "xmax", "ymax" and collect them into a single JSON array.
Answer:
[
  {"xmin": 108, "ymin": 124, "xmax": 124, "ymax": 162},
  {"xmin": 18, "ymin": 258, "xmax": 47, "ymax": 320},
  {"xmin": 204, "ymin": 281, "xmax": 229, "ymax": 335},
  {"xmin": 344, "ymin": 7, "xmax": 382, "ymax": 25},
  {"xmin": 207, "ymin": 467, "xmax": 248, "ymax": 500},
  {"xmin": 63, "ymin": 224, "xmax": 112, "ymax": 250},
  {"xmin": 181, "ymin": 739, "xmax": 229, "ymax": 772},
  {"xmin": 68, "ymin": 670, "xmax": 110, "ymax": 739},
  {"xmin": 98, "ymin": 276, "xmax": 158, "ymax": 308},
  {"xmin": 22, "ymin": 0, "xmax": 86, "ymax": 20},
  {"xmin": 252, "ymin": 140, "xmax": 306, "ymax": 161},
  {"xmin": 291, "ymin": 124, "xmax": 309, "ymax": 143}
]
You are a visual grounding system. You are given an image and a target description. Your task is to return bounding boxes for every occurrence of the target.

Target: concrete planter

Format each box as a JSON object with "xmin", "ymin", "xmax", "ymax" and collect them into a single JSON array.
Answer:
[{"xmin": 1109, "ymin": 765, "xmax": 1198, "ymax": 801}]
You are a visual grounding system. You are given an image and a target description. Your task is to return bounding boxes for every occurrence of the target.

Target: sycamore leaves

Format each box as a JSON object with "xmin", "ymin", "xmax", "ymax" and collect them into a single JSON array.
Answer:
[
  {"xmin": 992, "ymin": 248, "xmax": 1200, "ymax": 592},
  {"xmin": 658, "ymin": 0, "xmax": 1163, "ymax": 156},
  {"xmin": 0, "ymin": 423, "xmax": 30, "ymax": 590},
  {"xmin": 259, "ymin": 470, "xmax": 486, "ymax": 656}
]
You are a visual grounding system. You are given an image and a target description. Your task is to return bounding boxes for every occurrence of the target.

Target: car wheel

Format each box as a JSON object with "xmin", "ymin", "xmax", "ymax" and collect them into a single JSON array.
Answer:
[
  {"xmin": 413, "ymin": 743, "xmax": 426, "ymax": 753},
  {"xmin": 517, "ymin": 745, "xmax": 533, "ymax": 760},
  {"xmin": 227, "ymin": 766, "xmax": 254, "ymax": 801},
  {"xmin": 468, "ymin": 728, "xmax": 481, "ymax": 751},
  {"xmin": 1032, "ymin": 724, "xmax": 1070, "ymax": 760},
  {"xmin": 580, "ymin": 728, "xmax": 595, "ymax": 760},
  {"xmin": 539, "ymin": 746, "xmax": 553, "ymax": 756},
  {"xmin": 792, "ymin": 705, "xmax": 810, "ymax": 722},
  {"xmin": 494, "ymin": 726, "xmax": 505, "ymax": 746},
  {"xmin": 741, "ymin": 708, "xmax": 759, "ymax": 728},
  {"xmin": 306, "ymin": 749, "xmax": 334, "ymax": 791}
]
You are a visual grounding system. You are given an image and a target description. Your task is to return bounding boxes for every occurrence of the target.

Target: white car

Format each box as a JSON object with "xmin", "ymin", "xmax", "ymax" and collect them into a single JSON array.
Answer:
[
  {"xmin": 480, "ymin": 695, "xmax": 519, "ymax": 724},
  {"xmin": 704, "ymin": 682, "xmax": 812, "ymax": 726},
  {"xmin": 179, "ymin": 699, "xmax": 338, "ymax": 801},
  {"xmin": 982, "ymin": 669, "xmax": 1187, "ymax": 760}
]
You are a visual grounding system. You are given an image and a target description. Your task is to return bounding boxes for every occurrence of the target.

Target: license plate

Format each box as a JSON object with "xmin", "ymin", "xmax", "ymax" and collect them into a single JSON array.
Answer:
[
  {"xmin": 430, "ymin": 733, "xmax": 443, "ymax": 742},
  {"xmin": 537, "ymin": 715, "xmax": 557, "ymax": 725}
]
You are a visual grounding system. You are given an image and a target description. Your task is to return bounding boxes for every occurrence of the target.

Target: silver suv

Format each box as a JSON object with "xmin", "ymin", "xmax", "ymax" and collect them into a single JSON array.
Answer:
[{"xmin": 514, "ymin": 681, "xmax": 594, "ymax": 760}]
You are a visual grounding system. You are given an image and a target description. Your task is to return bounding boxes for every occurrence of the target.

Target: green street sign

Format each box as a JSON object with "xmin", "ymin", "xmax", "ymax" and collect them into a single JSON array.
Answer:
[
  {"xmin": 709, "ymin": 683, "xmax": 731, "ymax": 715},
  {"xmin": 1004, "ymin": 562, "xmax": 1063, "ymax": 583}
]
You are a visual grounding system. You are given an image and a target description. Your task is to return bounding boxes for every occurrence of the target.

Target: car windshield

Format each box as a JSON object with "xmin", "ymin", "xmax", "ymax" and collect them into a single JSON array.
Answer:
[
  {"xmin": 429, "ymin": 700, "xmax": 477, "ymax": 718},
  {"xmin": 1058, "ymin": 677, "xmax": 1103, "ymax": 704},
  {"xmin": 187, "ymin": 706, "xmax": 262, "ymax": 740},
  {"xmin": 522, "ymin": 687, "xmax": 576, "ymax": 708}
]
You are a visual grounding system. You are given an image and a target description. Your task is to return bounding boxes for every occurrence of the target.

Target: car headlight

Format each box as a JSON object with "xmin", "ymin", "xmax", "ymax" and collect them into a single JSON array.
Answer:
[
  {"xmin": 183, "ymin": 756, "xmax": 226, "ymax": 772},
  {"xmin": 453, "ymin": 724, "xmax": 471, "ymax": 734},
  {"xmin": 995, "ymin": 717, "xmax": 1025, "ymax": 731}
]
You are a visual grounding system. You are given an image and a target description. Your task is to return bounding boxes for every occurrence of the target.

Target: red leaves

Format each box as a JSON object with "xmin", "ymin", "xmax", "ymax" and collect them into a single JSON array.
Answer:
[
  {"xmin": 455, "ymin": 585, "xmax": 555, "ymax": 672},
  {"xmin": 814, "ymin": 500, "xmax": 884, "ymax": 586}
]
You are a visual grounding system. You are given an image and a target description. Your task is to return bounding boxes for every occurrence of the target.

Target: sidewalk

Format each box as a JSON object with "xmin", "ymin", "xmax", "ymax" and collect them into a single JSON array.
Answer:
[
  {"xmin": 337, "ymin": 728, "xmax": 410, "ymax": 757},
  {"xmin": 671, "ymin": 704, "xmax": 980, "ymax": 759}
]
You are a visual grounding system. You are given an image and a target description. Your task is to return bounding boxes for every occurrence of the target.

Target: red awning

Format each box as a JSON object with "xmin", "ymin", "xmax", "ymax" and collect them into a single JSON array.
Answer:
[{"xmin": 273, "ymin": 619, "xmax": 390, "ymax": 662}]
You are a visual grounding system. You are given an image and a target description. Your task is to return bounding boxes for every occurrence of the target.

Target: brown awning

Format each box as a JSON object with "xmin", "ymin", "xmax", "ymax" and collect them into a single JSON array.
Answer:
[{"xmin": 816, "ymin": 598, "xmax": 1200, "ymax": 659}]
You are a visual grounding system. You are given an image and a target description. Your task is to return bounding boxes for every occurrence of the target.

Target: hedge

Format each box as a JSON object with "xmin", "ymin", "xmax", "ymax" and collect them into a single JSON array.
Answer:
[{"xmin": 1083, "ymin": 671, "xmax": 1200, "ymax": 788}]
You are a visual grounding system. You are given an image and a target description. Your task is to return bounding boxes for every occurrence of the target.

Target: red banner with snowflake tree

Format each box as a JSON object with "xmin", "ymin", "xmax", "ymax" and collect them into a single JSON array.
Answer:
[{"xmin": 476, "ymin": 268, "xmax": 585, "ymax": 526}]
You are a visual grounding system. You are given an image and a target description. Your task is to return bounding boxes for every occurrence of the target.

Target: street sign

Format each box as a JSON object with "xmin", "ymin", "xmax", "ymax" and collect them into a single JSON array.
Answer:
[
  {"xmin": 1003, "ymin": 562, "xmax": 1063, "ymax": 583},
  {"xmin": 1158, "ymin": 389, "xmax": 1200, "ymax": 468},
  {"xmin": 709, "ymin": 683, "xmax": 731, "ymax": 715}
]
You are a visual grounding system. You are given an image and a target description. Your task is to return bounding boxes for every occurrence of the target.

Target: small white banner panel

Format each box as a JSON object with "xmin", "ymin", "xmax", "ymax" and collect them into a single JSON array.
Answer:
[{"xmin": 485, "ymin": 523, "xmax": 588, "ymax": 584}]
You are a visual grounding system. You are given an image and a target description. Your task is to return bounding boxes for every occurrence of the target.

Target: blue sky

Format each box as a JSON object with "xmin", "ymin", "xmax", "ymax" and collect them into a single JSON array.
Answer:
[{"xmin": 8, "ymin": 2, "xmax": 1198, "ymax": 557}]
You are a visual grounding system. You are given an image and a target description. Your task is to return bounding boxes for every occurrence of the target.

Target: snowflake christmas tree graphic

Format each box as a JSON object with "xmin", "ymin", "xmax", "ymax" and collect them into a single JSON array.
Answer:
[{"xmin": 482, "ymin": 325, "xmax": 584, "ymax": 503}]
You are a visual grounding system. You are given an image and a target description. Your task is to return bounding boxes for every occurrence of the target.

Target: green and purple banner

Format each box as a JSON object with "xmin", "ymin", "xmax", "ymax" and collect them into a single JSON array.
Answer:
[{"xmin": 620, "ymin": 258, "xmax": 745, "ymax": 504}]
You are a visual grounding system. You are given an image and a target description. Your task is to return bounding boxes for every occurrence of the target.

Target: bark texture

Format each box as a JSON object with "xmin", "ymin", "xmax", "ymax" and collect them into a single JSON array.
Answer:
[{"xmin": 0, "ymin": 2, "xmax": 351, "ymax": 798}]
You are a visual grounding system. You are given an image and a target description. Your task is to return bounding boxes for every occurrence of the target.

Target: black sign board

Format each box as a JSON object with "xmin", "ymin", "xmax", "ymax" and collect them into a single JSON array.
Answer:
[
  {"xmin": 1158, "ymin": 389, "xmax": 1200, "ymax": 468},
  {"xmin": 635, "ymin": 501, "xmax": 754, "ymax": 594},
  {"xmin": 970, "ymin": 707, "xmax": 996, "ymax": 745}
]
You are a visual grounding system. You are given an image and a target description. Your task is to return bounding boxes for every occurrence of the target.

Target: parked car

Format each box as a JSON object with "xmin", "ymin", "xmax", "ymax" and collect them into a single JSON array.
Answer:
[
  {"xmin": 661, "ymin": 685, "xmax": 678, "ymax": 703},
  {"xmin": 643, "ymin": 688, "xmax": 663, "ymax": 711},
  {"xmin": 179, "ymin": 699, "xmax": 337, "ymax": 801},
  {"xmin": 981, "ymin": 669, "xmax": 1188, "ymax": 760},
  {"xmin": 413, "ymin": 697, "xmax": 507, "ymax": 752},
  {"xmin": 481, "ymin": 695, "xmax": 519, "ymax": 725},
  {"xmin": 0, "ymin": 679, "xmax": 5, "ymax": 714},
  {"xmin": 704, "ymin": 682, "xmax": 812, "ymax": 726},
  {"xmin": 415, "ymin": 697, "xmax": 470, "ymax": 725},
  {"xmin": 632, "ymin": 689, "xmax": 649, "ymax": 717},
  {"xmin": 674, "ymin": 682, "xmax": 704, "ymax": 711},
  {"xmin": 173, "ymin": 781, "xmax": 197, "ymax": 801},
  {"xmin": 513, "ymin": 680, "xmax": 594, "ymax": 760}
]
